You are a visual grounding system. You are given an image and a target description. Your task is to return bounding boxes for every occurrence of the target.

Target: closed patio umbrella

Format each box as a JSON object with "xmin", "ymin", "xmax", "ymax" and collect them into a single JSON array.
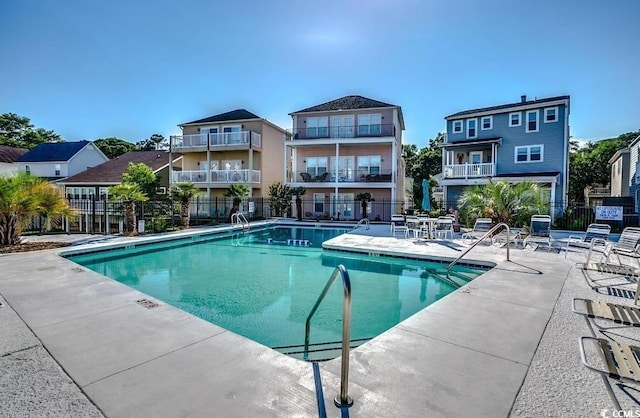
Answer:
[{"xmin": 422, "ymin": 179, "xmax": 431, "ymax": 212}]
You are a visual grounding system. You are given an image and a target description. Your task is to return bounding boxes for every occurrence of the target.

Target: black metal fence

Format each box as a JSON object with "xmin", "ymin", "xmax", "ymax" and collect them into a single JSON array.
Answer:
[{"xmin": 23, "ymin": 197, "xmax": 640, "ymax": 236}]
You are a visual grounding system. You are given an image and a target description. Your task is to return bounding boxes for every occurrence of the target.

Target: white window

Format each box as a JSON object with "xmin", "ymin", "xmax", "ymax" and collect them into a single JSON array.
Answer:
[
  {"xmin": 481, "ymin": 116, "xmax": 493, "ymax": 130},
  {"xmin": 357, "ymin": 114, "xmax": 382, "ymax": 136},
  {"xmin": 357, "ymin": 155, "xmax": 381, "ymax": 178},
  {"xmin": 25, "ymin": 165, "xmax": 30, "ymax": 174},
  {"xmin": 544, "ymin": 107, "xmax": 558, "ymax": 123},
  {"xmin": 306, "ymin": 117, "xmax": 329, "ymax": 137},
  {"xmin": 99, "ymin": 187, "xmax": 109, "ymax": 198},
  {"xmin": 467, "ymin": 119, "xmax": 477, "ymax": 139},
  {"xmin": 526, "ymin": 110, "xmax": 539, "ymax": 133},
  {"xmin": 306, "ymin": 157, "xmax": 328, "ymax": 177},
  {"xmin": 452, "ymin": 120, "xmax": 463, "ymax": 133},
  {"xmin": 515, "ymin": 145, "xmax": 544, "ymax": 163},
  {"xmin": 55, "ymin": 164, "xmax": 61, "ymax": 176},
  {"xmin": 509, "ymin": 112, "xmax": 521, "ymax": 127},
  {"xmin": 313, "ymin": 193, "xmax": 325, "ymax": 213}
]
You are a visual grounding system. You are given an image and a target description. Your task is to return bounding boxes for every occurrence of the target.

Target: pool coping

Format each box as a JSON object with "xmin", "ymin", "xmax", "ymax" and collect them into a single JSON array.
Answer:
[{"xmin": 0, "ymin": 224, "xmax": 573, "ymax": 417}]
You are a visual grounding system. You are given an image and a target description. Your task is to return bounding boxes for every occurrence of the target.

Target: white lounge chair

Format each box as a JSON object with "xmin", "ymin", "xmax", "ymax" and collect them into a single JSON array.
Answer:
[
  {"xmin": 523, "ymin": 215, "xmax": 552, "ymax": 250},
  {"xmin": 461, "ymin": 218, "xmax": 492, "ymax": 244},
  {"xmin": 565, "ymin": 223, "xmax": 611, "ymax": 259},
  {"xmin": 588, "ymin": 226, "xmax": 640, "ymax": 266}
]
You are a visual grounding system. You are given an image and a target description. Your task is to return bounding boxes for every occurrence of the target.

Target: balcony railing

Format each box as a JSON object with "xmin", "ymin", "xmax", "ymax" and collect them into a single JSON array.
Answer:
[
  {"xmin": 172, "ymin": 169, "xmax": 261, "ymax": 184},
  {"xmin": 443, "ymin": 163, "xmax": 493, "ymax": 179},
  {"xmin": 170, "ymin": 131, "xmax": 260, "ymax": 149},
  {"xmin": 288, "ymin": 124, "xmax": 395, "ymax": 140},
  {"xmin": 586, "ymin": 187, "xmax": 611, "ymax": 195},
  {"xmin": 289, "ymin": 171, "xmax": 393, "ymax": 183}
]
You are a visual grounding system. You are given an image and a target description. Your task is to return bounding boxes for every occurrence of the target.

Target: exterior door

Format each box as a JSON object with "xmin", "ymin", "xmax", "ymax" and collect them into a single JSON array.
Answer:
[
  {"xmin": 330, "ymin": 116, "xmax": 354, "ymax": 138},
  {"xmin": 330, "ymin": 193, "xmax": 354, "ymax": 218}
]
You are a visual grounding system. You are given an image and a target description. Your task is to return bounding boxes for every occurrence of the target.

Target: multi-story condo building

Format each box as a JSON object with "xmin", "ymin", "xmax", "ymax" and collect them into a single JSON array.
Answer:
[
  {"xmin": 286, "ymin": 95, "xmax": 405, "ymax": 220},
  {"xmin": 442, "ymin": 95, "xmax": 570, "ymax": 217},
  {"xmin": 169, "ymin": 109, "xmax": 288, "ymax": 198}
]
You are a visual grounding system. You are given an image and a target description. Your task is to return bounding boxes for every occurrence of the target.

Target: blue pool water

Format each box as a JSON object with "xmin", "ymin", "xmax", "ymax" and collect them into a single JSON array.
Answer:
[{"xmin": 68, "ymin": 226, "xmax": 486, "ymax": 360}]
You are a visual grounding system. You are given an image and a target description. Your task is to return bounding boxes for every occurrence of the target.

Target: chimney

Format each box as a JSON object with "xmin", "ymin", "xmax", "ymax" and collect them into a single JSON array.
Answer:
[{"xmin": 521, "ymin": 95, "xmax": 527, "ymax": 103}]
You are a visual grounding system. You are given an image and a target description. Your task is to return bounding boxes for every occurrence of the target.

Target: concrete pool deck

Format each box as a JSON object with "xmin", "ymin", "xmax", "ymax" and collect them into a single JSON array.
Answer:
[{"xmin": 1, "ymin": 223, "xmax": 640, "ymax": 417}]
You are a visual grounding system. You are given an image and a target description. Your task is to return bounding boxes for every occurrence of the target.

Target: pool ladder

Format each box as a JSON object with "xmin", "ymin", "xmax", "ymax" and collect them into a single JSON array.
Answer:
[
  {"xmin": 352, "ymin": 218, "xmax": 370, "ymax": 231},
  {"xmin": 230, "ymin": 212, "xmax": 249, "ymax": 232},
  {"xmin": 446, "ymin": 222, "xmax": 511, "ymax": 280},
  {"xmin": 304, "ymin": 265, "xmax": 354, "ymax": 408}
]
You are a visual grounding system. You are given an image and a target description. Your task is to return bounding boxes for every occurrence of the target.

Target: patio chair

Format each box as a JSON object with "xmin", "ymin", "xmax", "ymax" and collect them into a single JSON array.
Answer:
[
  {"xmin": 565, "ymin": 223, "xmax": 611, "ymax": 259},
  {"xmin": 522, "ymin": 215, "xmax": 552, "ymax": 250},
  {"xmin": 572, "ymin": 297, "xmax": 640, "ymax": 330},
  {"xmin": 316, "ymin": 172, "xmax": 329, "ymax": 182},
  {"xmin": 300, "ymin": 172, "xmax": 315, "ymax": 182},
  {"xmin": 405, "ymin": 215, "xmax": 422, "ymax": 238},
  {"xmin": 390, "ymin": 214, "xmax": 408, "ymax": 238},
  {"xmin": 578, "ymin": 337, "xmax": 640, "ymax": 408},
  {"xmin": 461, "ymin": 218, "xmax": 492, "ymax": 244},
  {"xmin": 589, "ymin": 227, "xmax": 640, "ymax": 267},
  {"xmin": 433, "ymin": 216, "xmax": 454, "ymax": 240}
]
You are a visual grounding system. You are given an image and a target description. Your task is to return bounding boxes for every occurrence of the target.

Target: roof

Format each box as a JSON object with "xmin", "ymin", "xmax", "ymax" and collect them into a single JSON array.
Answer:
[
  {"xmin": 0, "ymin": 145, "xmax": 28, "ymax": 163},
  {"xmin": 441, "ymin": 137, "xmax": 502, "ymax": 147},
  {"xmin": 17, "ymin": 141, "xmax": 91, "ymax": 162},
  {"xmin": 608, "ymin": 147, "xmax": 630, "ymax": 165},
  {"xmin": 290, "ymin": 95, "xmax": 398, "ymax": 114},
  {"xmin": 180, "ymin": 109, "xmax": 261, "ymax": 126},
  {"xmin": 494, "ymin": 171, "xmax": 560, "ymax": 178},
  {"xmin": 59, "ymin": 151, "xmax": 182, "ymax": 184},
  {"xmin": 445, "ymin": 95, "xmax": 570, "ymax": 119}
]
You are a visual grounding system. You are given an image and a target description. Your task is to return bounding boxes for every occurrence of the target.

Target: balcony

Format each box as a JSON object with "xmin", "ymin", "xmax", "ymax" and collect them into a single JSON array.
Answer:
[
  {"xmin": 172, "ymin": 169, "xmax": 261, "ymax": 184},
  {"xmin": 443, "ymin": 163, "xmax": 493, "ymax": 179},
  {"xmin": 289, "ymin": 123, "xmax": 395, "ymax": 140},
  {"xmin": 289, "ymin": 171, "xmax": 393, "ymax": 184},
  {"xmin": 170, "ymin": 131, "xmax": 261, "ymax": 150}
]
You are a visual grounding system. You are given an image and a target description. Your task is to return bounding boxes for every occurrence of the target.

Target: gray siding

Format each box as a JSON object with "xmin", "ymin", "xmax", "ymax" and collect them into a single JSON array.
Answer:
[{"xmin": 445, "ymin": 102, "xmax": 568, "ymax": 205}]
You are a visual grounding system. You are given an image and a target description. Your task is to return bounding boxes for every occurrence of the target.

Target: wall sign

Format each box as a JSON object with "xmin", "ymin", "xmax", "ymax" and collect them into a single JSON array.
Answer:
[{"xmin": 595, "ymin": 206, "xmax": 623, "ymax": 221}]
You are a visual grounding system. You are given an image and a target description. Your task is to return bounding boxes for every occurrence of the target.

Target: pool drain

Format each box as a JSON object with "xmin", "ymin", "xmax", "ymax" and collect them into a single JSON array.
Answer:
[{"xmin": 136, "ymin": 298, "xmax": 160, "ymax": 309}]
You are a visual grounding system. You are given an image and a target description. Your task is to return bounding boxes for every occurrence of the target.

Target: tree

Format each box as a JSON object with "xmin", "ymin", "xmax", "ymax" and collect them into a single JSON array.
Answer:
[
  {"xmin": 403, "ymin": 133, "xmax": 444, "ymax": 208},
  {"xmin": 355, "ymin": 192, "xmax": 374, "ymax": 219},
  {"xmin": 224, "ymin": 184, "xmax": 250, "ymax": 221},
  {"xmin": 137, "ymin": 134, "xmax": 168, "ymax": 151},
  {"xmin": 268, "ymin": 182, "xmax": 293, "ymax": 217},
  {"xmin": 108, "ymin": 184, "xmax": 148, "ymax": 236},
  {"xmin": 458, "ymin": 180, "xmax": 547, "ymax": 227},
  {"xmin": 122, "ymin": 162, "xmax": 160, "ymax": 198},
  {"xmin": 0, "ymin": 113, "xmax": 63, "ymax": 149},
  {"xmin": 568, "ymin": 130, "xmax": 640, "ymax": 203},
  {"xmin": 0, "ymin": 173, "xmax": 75, "ymax": 246},
  {"xmin": 94, "ymin": 137, "xmax": 137, "ymax": 158},
  {"xmin": 290, "ymin": 186, "xmax": 306, "ymax": 221},
  {"xmin": 169, "ymin": 183, "xmax": 200, "ymax": 228}
]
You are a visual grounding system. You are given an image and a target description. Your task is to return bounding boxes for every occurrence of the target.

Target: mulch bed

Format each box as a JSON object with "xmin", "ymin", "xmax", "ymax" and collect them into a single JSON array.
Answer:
[{"xmin": 0, "ymin": 242, "xmax": 71, "ymax": 254}]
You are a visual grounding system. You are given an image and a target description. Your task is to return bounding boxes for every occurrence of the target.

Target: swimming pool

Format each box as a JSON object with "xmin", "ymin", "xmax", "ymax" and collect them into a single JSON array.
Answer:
[{"xmin": 67, "ymin": 226, "xmax": 487, "ymax": 360}]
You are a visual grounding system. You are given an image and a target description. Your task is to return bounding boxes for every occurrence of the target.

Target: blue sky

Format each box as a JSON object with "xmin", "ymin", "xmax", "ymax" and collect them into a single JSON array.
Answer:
[{"xmin": 1, "ymin": 0, "xmax": 638, "ymax": 147}]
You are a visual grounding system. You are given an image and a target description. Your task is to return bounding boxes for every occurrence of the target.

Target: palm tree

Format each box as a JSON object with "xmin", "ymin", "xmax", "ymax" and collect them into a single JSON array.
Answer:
[
  {"xmin": 458, "ymin": 180, "xmax": 547, "ymax": 227},
  {"xmin": 355, "ymin": 192, "xmax": 374, "ymax": 220},
  {"xmin": 224, "ymin": 184, "xmax": 249, "ymax": 221},
  {"xmin": 0, "ymin": 173, "xmax": 76, "ymax": 246},
  {"xmin": 169, "ymin": 182, "xmax": 200, "ymax": 228},
  {"xmin": 109, "ymin": 184, "xmax": 148, "ymax": 236},
  {"xmin": 291, "ymin": 186, "xmax": 306, "ymax": 221}
]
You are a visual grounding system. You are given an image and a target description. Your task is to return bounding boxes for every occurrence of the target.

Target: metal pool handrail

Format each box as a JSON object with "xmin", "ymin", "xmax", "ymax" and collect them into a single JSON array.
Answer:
[
  {"xmin": 304, "ymin": 264, "xmax": 354, "ymax": 408},
  {"xmin": 230, "ymin": 212, "xmax": 249, "ymax": 231},
  {"xmin": 353, "ymin": 218, "xmax": 370, "ymax": 230},
  {"xmin": 447, "ymin": 222, "xmax": 511, "ymax": 278}
]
